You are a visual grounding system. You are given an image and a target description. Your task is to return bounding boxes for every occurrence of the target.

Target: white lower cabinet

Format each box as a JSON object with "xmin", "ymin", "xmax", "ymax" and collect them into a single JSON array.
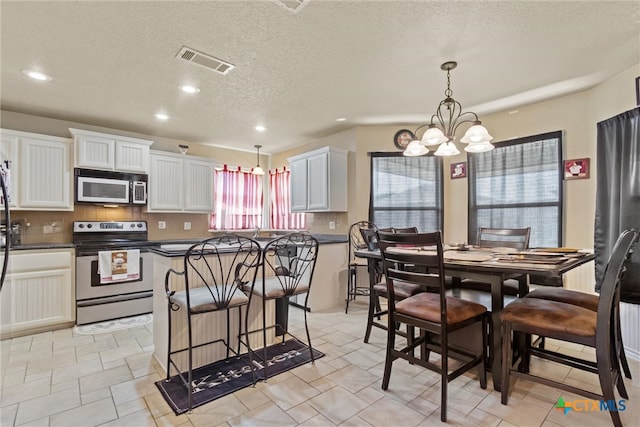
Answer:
[
  {"xmin": 0, "ymin": 249, "xmax": 75, "ymax": 339},
  {"xmin": 148, "ymin": 151, "xmax": 214, "ymax": 213}
]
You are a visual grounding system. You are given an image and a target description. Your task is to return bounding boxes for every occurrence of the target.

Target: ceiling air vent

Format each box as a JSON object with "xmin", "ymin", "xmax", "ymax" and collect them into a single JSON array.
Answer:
[
  {"xmin": 175, "ymin": 46, "xmax": 235, "ymax": 75},
  {"xmin": 272, "ymin": 0, "xmax": 311, "ymax": 14}
]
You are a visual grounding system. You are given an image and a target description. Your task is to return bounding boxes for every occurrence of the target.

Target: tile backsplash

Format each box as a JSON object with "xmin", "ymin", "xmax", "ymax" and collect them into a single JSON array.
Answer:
[{"xmin": 13, "ymin": 207, "xmax": 348, "ymax": 245}]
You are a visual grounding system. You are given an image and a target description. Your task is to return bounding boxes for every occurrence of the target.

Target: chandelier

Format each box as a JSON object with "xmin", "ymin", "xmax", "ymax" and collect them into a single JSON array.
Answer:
[{"xmin": 403, "ymin": 61, "xmax": 494, "ymax": 157}]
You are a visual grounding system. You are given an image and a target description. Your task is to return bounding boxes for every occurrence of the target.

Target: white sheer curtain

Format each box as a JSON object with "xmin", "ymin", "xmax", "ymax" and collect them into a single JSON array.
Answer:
[
  {"xmin": 269, "ymin": 167, "xmax": 305, "ymax": 229},
  {"xmin": 210, "ymin": 165, "xmax": 263, "ymax": 230}
]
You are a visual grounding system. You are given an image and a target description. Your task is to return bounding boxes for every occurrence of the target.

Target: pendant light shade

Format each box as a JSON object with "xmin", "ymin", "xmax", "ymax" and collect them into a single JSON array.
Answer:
[{"xmin": 252, "ymin": 145, "xmax": 265, "ymax": 175}]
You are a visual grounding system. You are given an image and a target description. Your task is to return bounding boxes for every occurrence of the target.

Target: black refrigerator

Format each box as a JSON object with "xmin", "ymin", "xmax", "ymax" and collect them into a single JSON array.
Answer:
[{"xmin": 1, "ymin": 160, "xmax": 11, "ymax": 292}]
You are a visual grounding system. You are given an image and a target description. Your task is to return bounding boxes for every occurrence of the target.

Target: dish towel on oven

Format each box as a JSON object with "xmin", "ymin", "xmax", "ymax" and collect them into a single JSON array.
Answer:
[{"xmin": 98, "ymin": 249, "xmax": 140, "ymax": 284}]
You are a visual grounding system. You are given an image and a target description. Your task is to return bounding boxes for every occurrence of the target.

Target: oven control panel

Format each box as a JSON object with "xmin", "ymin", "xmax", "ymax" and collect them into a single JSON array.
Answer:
[{"xmin": 73, "ymin": 221, "xmax": 147, "ymax": 232}]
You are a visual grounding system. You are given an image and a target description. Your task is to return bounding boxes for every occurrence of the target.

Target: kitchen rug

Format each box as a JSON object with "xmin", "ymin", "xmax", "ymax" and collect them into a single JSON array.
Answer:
[
  {"xmin": 156, "ymin": 339, "xmax": 324, "ymax": 415},
  {"xmin": 73, "ymin": 314, "xmax": 153, "ymax": 335}
]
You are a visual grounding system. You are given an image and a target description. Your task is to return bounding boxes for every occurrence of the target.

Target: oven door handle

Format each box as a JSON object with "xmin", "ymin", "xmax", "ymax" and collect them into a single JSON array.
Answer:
[{"xmin": 76, "ymin": 291, "xmax": 152, "ymax": 306}]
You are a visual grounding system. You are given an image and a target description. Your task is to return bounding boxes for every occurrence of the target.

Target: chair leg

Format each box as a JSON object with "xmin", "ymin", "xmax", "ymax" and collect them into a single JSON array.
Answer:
[
  {"xmin": 364, "ymin": 289, "xmax": 377, "ymax": 343},
  {"xmin": 243, "ymin": 305, "xmax": 257, "ymax": 387},
  {"xmin": 598, "ymin": 358, "xmax": 624, "ymax": 427},
  {"xmin": 304, "ymin": 302, "xmax": 315, "ymax": 364},
  {"xmin": 165, "ymin": 302, "xmax": 173, "ymax": 381},
  {"xmin": 345, "ymin": 266, "xmax": 354, "ymax": 314},
  {"xmin": 616, "ymin": 313, "xmax": 632, "ymax": 379},
  {"xmin": 262, "ymin": 296, "xmax": 269, "ymax": 381},
  {"xmin": 226, "ymin": 309, "xmax": 231, "ymax": 360},
  {"xmin": 187, "ymin": 314, "xmax": 194, "ymax": 412},
  {"xmin": 479, "ymin": 316, "xmax": 487, "ymax": 389},
  {"xmin": 407, "ymin": 325, "xmax": 415, "ymax": 363},
  {"xmin": 440, "ymin": 327, "xmax": 448, "ymax": 423},
  {"xmin": 501, "ymin": 321, "xmax": 512, "ymax": 405},
  {"xmin": 381, "ymin": 313, "xmax": 396, "ymax": 390}
]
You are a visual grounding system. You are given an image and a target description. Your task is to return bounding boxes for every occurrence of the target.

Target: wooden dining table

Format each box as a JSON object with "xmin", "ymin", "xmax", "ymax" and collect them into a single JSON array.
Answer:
[{"xmin": 354, "ymin": 246, "xmax": 596, "ymax": 391}]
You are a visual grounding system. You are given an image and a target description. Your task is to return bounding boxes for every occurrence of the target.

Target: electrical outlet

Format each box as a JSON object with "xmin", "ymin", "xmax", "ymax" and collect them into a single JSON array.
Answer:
[
  {"xmin": 184, "ymin": 222, "xmax": 191, "ymax": 231},
  {"xmin": 158, "ymin": 221, "xmax": 166, "ymax": 229},
  {"xmin": 329, "ymin": 221, "xmax": 336, "ymax": 229}
]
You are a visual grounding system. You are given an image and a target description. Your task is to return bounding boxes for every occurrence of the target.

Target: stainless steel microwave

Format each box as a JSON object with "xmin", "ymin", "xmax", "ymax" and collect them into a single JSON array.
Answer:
[{"xmin": 75, "ymin": 169, "xmax": 147, "ymax": 205}]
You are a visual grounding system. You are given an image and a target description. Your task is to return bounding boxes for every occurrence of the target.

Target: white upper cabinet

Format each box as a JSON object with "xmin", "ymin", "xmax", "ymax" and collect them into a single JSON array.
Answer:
[
  {"xmin": 287, "ymin": 146, "xmax": 348, "ymax": 212},
  {"xmin": 148, "ymin": 150, "xmax": 214, "ymax": 213},
  {"xmin": 70, "ymin": 128, "xmax": 153, "ymax": 173},
  {"xmin": 0, "ymin": 129, "xmax": 72, "ymax": 211}
]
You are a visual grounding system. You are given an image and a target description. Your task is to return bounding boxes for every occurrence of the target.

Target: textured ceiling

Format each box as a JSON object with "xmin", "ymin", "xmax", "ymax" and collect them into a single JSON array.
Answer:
[{"xmin": 1, "ymin": 1, "xmax": 639, "ymax": 154}]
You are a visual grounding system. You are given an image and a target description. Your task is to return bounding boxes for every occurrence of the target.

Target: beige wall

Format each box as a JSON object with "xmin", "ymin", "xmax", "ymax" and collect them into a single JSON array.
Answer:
[{"xmin": 2, "ymin": 64, "xmax": 638, "ymax": 244}]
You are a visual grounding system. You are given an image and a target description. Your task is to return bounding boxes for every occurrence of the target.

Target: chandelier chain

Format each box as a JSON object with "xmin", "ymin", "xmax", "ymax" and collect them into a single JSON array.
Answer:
[{"xmin": 445, "ymin": 69, "xmax": 453, "ymax": 99}]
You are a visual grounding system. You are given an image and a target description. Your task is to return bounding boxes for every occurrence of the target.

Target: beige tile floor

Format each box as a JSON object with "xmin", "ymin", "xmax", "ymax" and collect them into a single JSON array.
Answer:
[{"xmin": 1, "ymin": 301, "xmax": 638, "ymax": 426}]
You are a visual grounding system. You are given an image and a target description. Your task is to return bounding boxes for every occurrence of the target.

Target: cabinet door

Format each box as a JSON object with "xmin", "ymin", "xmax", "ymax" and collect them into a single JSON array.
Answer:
[
  {"xmin": 19, "ymin": 137, "xmax": 71, "ymax": 209},
  {"xmin": 115, "ymin": 140, "xmax": 150, "ymax": 173},
  {"xmin": 149, "ymin": 154, "xmax": 183, "ymax": 211},
  {"xmin": 290, "ymin": 158, "xmax": 308, "ymax": 212},
  {"xmin": 306, "ymin": 153, "xmax": 329, "ymax": 210},
  {"xmin": 0, "ymin": 133, "xmax": 18, "ymax": 207},
  {"xmin": 184, "ymin": 159, "xmax": 213, "ymax": 212},
  {"xmin": 0, "ymin": 269, "xmax": 73, "ymax": 337},
  {"xmin": 76, "ymin": 135, "xmax": 115, "ymax": 170},
  {"xmin": 0, "ymin": 249, "xmax": 74, "ymax": 339}
]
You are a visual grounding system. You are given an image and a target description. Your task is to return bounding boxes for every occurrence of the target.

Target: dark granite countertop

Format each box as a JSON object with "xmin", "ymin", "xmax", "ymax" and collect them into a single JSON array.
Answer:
[
  {"xmin": 6, "ymin": 234, "xmax": 347, "ymax": 255},
  {"xmin": 9, "ymin": 243, "xmax": 76, "ymax": 251},
  {"xmin": 150, "ymin": 234, "xmax": 347, "ymax": 257}
]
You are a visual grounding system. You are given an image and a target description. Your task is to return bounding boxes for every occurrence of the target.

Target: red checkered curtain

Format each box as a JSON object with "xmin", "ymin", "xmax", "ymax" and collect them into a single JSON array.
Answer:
[
  {"xmin": 269, "ymin": 167, "xmax": 306, "ymax": 229},
  {"xmin": 210, "ymin": 165, "xmax": 263, "ymax": 230}
]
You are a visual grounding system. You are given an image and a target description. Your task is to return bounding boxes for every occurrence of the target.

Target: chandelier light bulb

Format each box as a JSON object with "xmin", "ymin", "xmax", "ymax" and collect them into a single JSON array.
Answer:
[
  {"xmin": 434, "ymin": 141, "xmax": 460, "ymax": 157},
  {"xmin": 464, "ymin": 142, "xmax": 495, "ymax": 153},
  {"xmin": 403, "ymin": 140, "xmax": 429, "ymax": 156},
  {"xmin": 460, "ymin": 123, "xmax": 493, "ymax": 144},
  {"xmin": 421, "ymin": 126, "xmax": 448, "ymax": 146}
]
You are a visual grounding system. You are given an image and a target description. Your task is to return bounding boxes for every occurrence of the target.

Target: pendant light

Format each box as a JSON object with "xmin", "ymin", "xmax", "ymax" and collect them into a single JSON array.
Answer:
[{"xmin": 252, "ymin": 145, "xmax": 265, "ymax": 175}]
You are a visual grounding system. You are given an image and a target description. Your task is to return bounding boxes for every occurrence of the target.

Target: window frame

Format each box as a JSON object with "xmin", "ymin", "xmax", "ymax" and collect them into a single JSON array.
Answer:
[
  {"xmin": 368, "ymin": 151, "xmax": 444, "ymax": 232},
  {"xmin": 467, "ymin": 130, "xmax": 564, "ymax": 247}
]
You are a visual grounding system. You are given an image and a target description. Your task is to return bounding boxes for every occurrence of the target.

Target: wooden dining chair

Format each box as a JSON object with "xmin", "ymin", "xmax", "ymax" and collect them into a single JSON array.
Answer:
[
  {"xmin": 378, "ymin": 230, "xmax": 488, "ymax": 422},
  {"xmin": 458, "ymin": 227, "xmax": 531, "ymax": 297},
  {"xmin": 523, "ymin": 241, "xmax": 637, "ymax": 379},
  {"xmin": 164, "ymin": 234, "xmax": 262, "ymax": 412},
  {"xmin": 500, "ymin": 228, "xmax": 638, "ymax": 427},
  {"xmin": 363, "ymin": 227, "xmax": 426, "ymax": 343},
  {"xmin": 346, "ymin": 221, "xmax": 377, "ymax": 313}
]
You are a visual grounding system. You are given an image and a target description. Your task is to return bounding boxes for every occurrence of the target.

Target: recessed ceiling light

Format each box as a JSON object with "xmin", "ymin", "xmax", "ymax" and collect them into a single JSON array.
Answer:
[
  {"xmin": 255, "ymin": 125, "xmax": 266, "ymax": 132},
  {"xmin": 22, "ymin": 69, "xmax": 52, "ymax": 81},
  {"xmin": 155, "ymin": 113, "xmax": 170, "ymax": 121},
  {"xmin": 179, "ymin": 84, "xmax": 200, "ymax": 94},
  {"xmin": 336, "ymin": 117, "xmax": 347, "ymax": 122}
]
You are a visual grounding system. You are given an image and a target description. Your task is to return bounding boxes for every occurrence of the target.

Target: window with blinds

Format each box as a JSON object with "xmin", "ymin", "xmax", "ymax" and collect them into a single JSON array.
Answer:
[
  {"xmin": 369, "ymin": 153, "xmax": 443, "ymax": 232},
  {"xmin": 468, "ymin": 131, "xmax": 563, "ymax": 248}
]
